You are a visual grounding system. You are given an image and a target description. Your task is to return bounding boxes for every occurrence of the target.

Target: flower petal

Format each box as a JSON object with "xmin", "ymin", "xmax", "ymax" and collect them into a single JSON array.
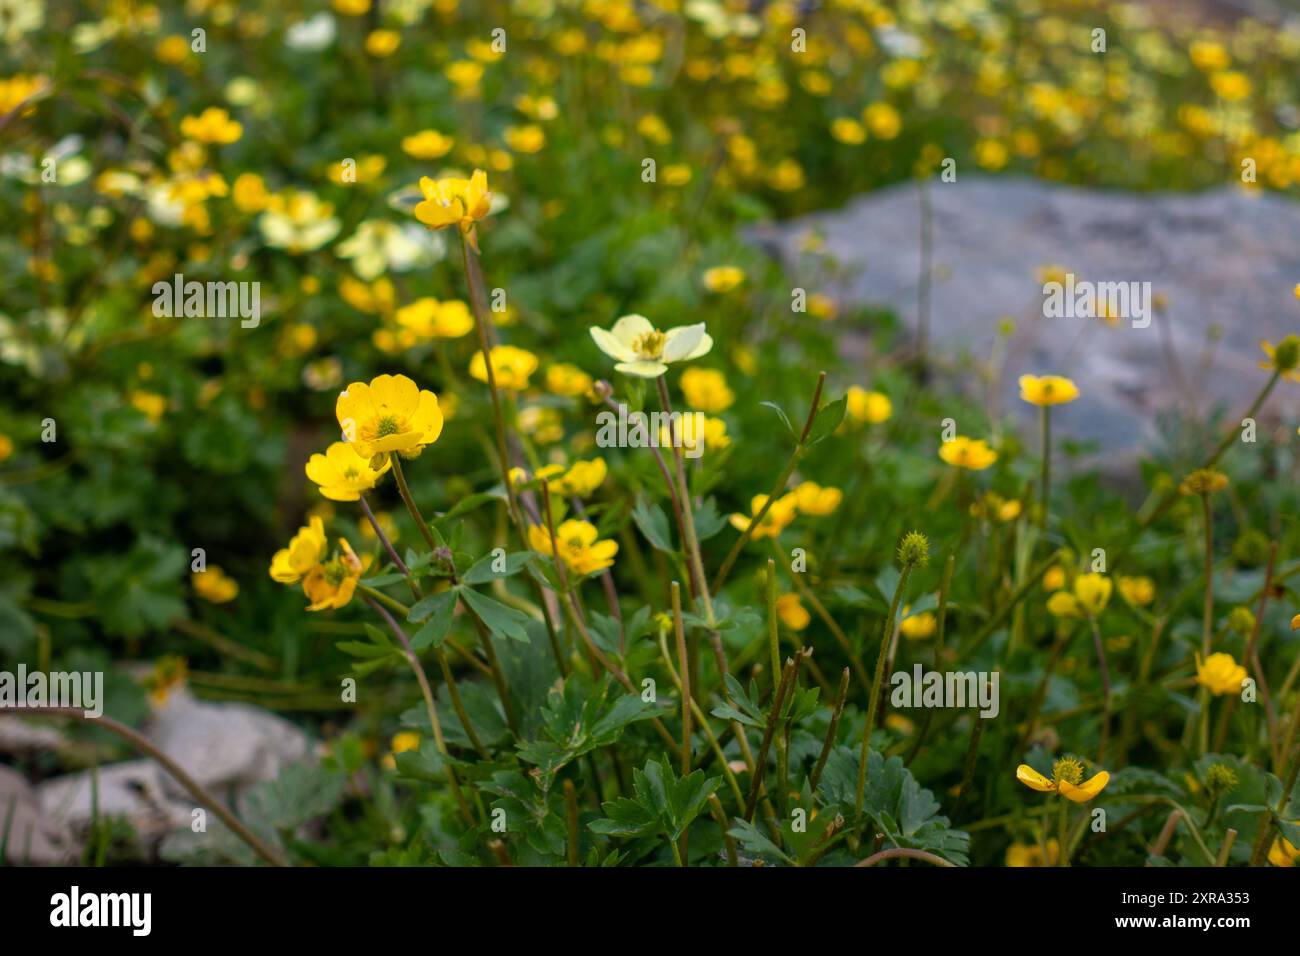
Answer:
[
  {"xmin": 1059, "ymin": 771, "xmax": 1109, "ymax": 803},
  {"xmin": 1016, "ymin": 764, "xmax": 1055, "ymax": 792},
  {"xmin": 610, "ymin": 313, "xmax": 654, "ymax": 346},
  {"xmin": 662, "ymin": 323, "xmax": 705, "ymax": 362},
  {"xmin": 614, "ymin": 360, "xmax": 668, "ymax": 378},
  {"xmin": 590, "ymin": 326, "xmax": 637, "ymax": 362}
]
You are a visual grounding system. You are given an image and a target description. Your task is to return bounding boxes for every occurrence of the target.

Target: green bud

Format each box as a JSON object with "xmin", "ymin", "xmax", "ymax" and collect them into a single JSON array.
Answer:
[{"xmin": 897, "ymin": 530, "xmax": 930, "ymax": 568}]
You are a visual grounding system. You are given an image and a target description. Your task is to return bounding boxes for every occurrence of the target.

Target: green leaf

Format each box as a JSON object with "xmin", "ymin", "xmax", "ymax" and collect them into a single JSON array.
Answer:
[
  {"xmin": 409, "ymin": 589, "xmax": 459, "ymax": 650},
  {"xmin": 631, "ymin": 497, "xmax": 674, "ymax": 552},
  {"xmin": 759, "ymin": 400, "xmax": 796, "ymax": 440},
  {"xmin": 692, "ymin": 497, "xmax": 727, "ymax": 541},
  {"xmin": 806, "ymin": 395, "xmax": 847, "ymax": 446},
  {"xmin": 462, "ymin": 550, "xmax": 534, "ymax": 585},
  {"xmin": 589, "ymin": 757, "xmax": 720, "ymax": 843},
  {"xmin": 435, "ymin": 492, "xmax": 499, "ymax": 525},
  {"xmin": 460, "ymin": 586, "xmax": 532, "ymax": 642}
]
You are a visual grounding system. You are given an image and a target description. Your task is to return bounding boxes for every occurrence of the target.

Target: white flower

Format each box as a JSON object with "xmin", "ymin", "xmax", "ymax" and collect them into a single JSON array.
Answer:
[
  {"xmin": 0, "ymin": 0, "xmax": 44, "ymax": 44},
  {"xmin": 336, "ymin": 220, "xmax": 440, "ymax": 279},
  {"xmin": 259, "ymin": 190, "xmax": 340, "ymax": 253},
  {"xmin": 589, "ymin": 314, "xmax": 712, "ymax": 379},
  {"xmin": 285, "ymin": 13, "xmax": 336, "ymax": 52}
]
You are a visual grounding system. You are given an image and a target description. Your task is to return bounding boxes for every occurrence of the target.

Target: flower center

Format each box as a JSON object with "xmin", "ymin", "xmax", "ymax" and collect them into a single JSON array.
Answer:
[
  {"xmin": 376, "ymin": 414, "xmax": 402, "ymax": 437},
  {"xmin": 1052, "ymin": 757, "xmax": 1084, "ymax": 787},
  {"xmin": 630, "ymin": 330, "xmax": 666, "ymax": 359}
]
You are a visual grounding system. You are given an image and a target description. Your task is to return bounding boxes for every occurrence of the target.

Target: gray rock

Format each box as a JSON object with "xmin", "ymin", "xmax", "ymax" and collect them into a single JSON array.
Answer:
[
  {"xmin": 0, "ymin": 764, "xmax": 75, "ymax": 864},
  {"xmin": 754, "ymin": 176, "xmax": 1300, "ymax": 465},
  {"xmin": 144, "ymin": 687, "xmax": 312, "ymax": 796},
  {"xmin": 36, "ymin": 759, "xmax": 190, "ymax": 853},
  {"xmin": 30, "ymin": 688, "xmax": 313, "ymax": 859}
]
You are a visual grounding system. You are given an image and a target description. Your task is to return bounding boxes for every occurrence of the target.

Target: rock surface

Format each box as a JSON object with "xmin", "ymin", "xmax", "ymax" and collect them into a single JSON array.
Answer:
[
  {"xmin": 755, "ymin": 176, "xmax": 1300, "ymax": 465},
  {"xmin": 30, "ymin": 688, "xmax": 312, "ymax": 859}
]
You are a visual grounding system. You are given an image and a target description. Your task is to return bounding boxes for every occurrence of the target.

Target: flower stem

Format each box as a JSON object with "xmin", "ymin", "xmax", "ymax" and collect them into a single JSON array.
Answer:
[
  {"xmin": 713, "ymin": 371, "xmax": 826, "ymax": 593},
  {"xmin": 364, "ymin": 595, "xmax": 476, "ymax": 827},
  {"xmin": 856, "ymin": 565, "xmax": 912, "ymax": 816}
]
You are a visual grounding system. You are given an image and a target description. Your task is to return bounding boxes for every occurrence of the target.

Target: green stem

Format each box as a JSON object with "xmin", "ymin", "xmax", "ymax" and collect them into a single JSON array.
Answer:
[{"xmin": 856, "ymin": 564, "xmax": 912, "ymax": 815}]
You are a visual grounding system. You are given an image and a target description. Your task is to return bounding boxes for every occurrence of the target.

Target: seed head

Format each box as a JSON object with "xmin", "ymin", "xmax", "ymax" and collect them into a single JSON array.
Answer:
[{"xmin": 897, "ymin": 530, "xmax": 930, "ymax": 569}]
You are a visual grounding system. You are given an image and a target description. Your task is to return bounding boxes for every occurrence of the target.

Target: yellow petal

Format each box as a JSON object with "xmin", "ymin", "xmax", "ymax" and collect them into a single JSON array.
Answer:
[
  {"xmin": 1059, "ymin": 770, "xmax": 1109, "ymax": 803},
  {"xmin": 1016, "ymin": 764, "xmax": 1055, "ymax": 792}
]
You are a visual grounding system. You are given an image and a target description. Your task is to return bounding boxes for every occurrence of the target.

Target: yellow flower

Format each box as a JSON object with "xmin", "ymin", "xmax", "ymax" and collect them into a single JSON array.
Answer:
[
  {"xmin": 528, "ymin": 520, "xmax": 618, "ymax": 576},
  {"xmin": 1189, "ymin": 40, "xmax": 1229, "ymax": 71},
  {"xmin": 1196, "ymin": 652, "xmax": 1247, "ymax": 696},
  {"xmin": 396, "ymin": 298, "xmax": 474, "ymax": 339},
  {"xmin": 555, "ymin": 459, "xmax": 607, "ymax": 498},
  {"xmin": 335, "ymin": 373, "xmax": 444, "ymax": 459},
  {"xmin": 401, "ymin": 129, "xmax": 454, "ymax": 160},
  {"xmin": 180, "ymin": 107, "xmax": 243, "ymax": 145},
  {"xmin": 729, "ymin": 493, "xmax": 798, "ymax": 540},
  {"xmin": 333, "ymin": 0, "xmax": 371, "ymax": 14},
  {"xmin": 793, "ymin": 481, "xmax": 842, "ymax": 516},
  {"xmin": 1073, "ymin": 573, "xmax": 1112, "ymax": 616},
  {"xmin": 830, "ymin": 117, "xmax": 867, "ymax": 145},
  {"xmin": 445, "ymin": 60, "xmax": 484, "ymax": 91},
  {"xmin": 306, "ymin": 441, "xmax": 392, "ymax": 501},
  {"xmin": 0, "ymin": 74, "xmax": 48, "ymax": 116},
  {"xmin": 776, "ymin": 593, "xmax": 810, "ymax": 631},
  {"xmin": 390, "ymin": 730, "xmax": 420, "ymax": 754},
  {"xmin": 680, "ymin": 367, "xmax": 735, "ymax": 412},
  {"xmin": 702, "ymin": 266, "xmax": 745, "ymax": 293},
  {"xmin": 1006, "ymin": 840, "xmax": 1060, "ymax": 867},
  {"xmin": 545, "ymin": 363, "xmax": 593, "ymax": 398},
  {"xmin": 1269, "ymin": 837, "xmax": 1298, "ymax": 867},
  {"xmin": 469, "ymin": 345, "xmax": 539, "ymax": 391},
  {"xmin": 590, "ymin": 315, "xmax": 712, "ymax": 379},
  {"xmin": 517, "ymin": 406, "xmax": 563, "ymax": 444},
  {"xmin": 504, "ymin": 124, "xmax": 546, "ymax": 154},
  {"xmin": 661, "ymin": 415, "xmax": 730, "ymax": 455},
  {"xmin": 365, "ymin": 29, "xmax": 401, "ymax": 58},
  {"xmin": 129, "ymin": 390, "xmax": 167, "ymax": 423},
  {"xmin": 808, "ymin": 294, "xmax": 839, "ymax": 320},
  {"xmin": 939, "ymin": 436, "xmax": 998, "ymax": 470},
  {"xmin": 231, "ymin": 173, "xmax": 270, "ymax": 213},
  {"xmin": 1043, "ymin": 566, "xmax": 1066, "ymax": 591},
  {"xmin": 1016, "ymin": 758, "xmax": 1110, "ymax": 803},
  {"xmin": 1291, "ymin": 613, "xmax": 1300, "ymax": 631},
  {"xmin": 155, "ymin": 35, "xmax": 190, "ymax": 64},
  {"xmin": 766, "ymin": 158, "xmax": 805, "ymax": 191},
  {"xmin": 1047, "ymin": 591, "xmax": 1081, "ymax": 618},
  {"xmin": 899, "ymin": 607, "xmax": 937, "ymax": 641},
  {"xmin": 1179, "ymin": 467, "xmax": 1229, "ymax": 496},
  {"xmin": 1019, "ymin": 374, "xmax": 1080, "ymax": 406},
  {"xmin": 846, "ymin": 387, "xmax": 892, "ymax": 424},
  {"xmin": 269, "ymin": 517, "xmax": 329, "ymax": 584},
  {"xmin": 1118, "ymin": 575, "xmax": 1155, "ymax": 607},
  {"xmin": 1210, "ymin": 71, "xmax": 1250, "ymax": 101},
  {"xmin": 358, "ymin": 510, "xmax": 399, "ymax": 545},
  {"xmin": 0, "ymin": 433, "xmax": 12, "ymax": 463},
  {"xmin": 1258, "ymin": 336, "xmax": 1300, "ymax": 381},
  {"xmin": 303, "ymin": 540, "xmax": 365, "ymax": 611},
  {"xmin": 192, "ymin": 566, "xmax": 238, "ymax": 603},
  {"xmin": 413, "ymin": 169, "xmax": 491, "ymax": 241},
  {"xmin": 863, "ymin": 102, "xmax": 901, "ymax": 139}
]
